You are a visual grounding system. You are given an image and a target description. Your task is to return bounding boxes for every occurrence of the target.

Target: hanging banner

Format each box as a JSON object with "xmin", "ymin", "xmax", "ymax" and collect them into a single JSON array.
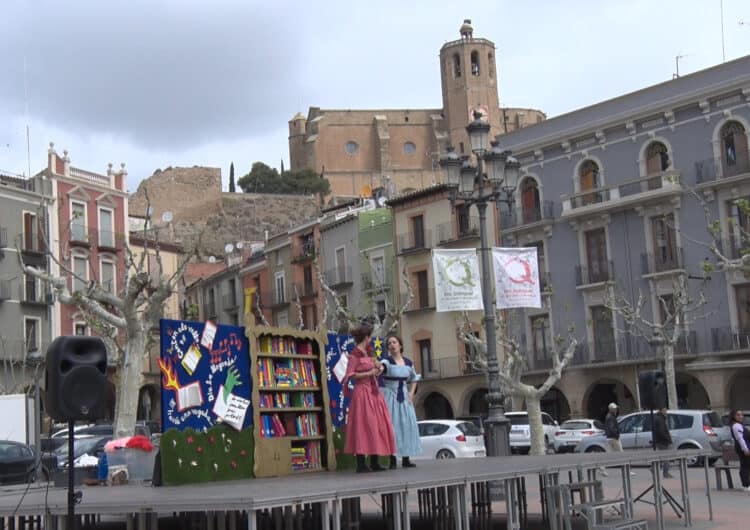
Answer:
[
  {"xmin": 432, "ymin": 249, "xmax": 484, "ymax": 312},
  {"xmin": 492, "ymin": 247, "xmax": 542, "ymax": 309}
]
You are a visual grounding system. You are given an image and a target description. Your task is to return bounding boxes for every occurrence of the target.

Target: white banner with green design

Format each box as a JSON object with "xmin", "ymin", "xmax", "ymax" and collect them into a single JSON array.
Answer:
[{"xmin": 432, "ymin": 249, "xmax": 484, "ymax": 312}]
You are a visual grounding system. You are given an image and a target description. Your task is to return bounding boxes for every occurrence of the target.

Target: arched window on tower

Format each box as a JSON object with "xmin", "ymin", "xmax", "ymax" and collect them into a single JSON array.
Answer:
[
  {"xmin": 488, "ymin": 52, "xmax": 494, "ymax": 78},
  {"xmin": 471, "ymin": 50, "xmax": 480, "ymax": 76},
  {"xmin": 453, "ymin": 53, "xmax": 461, "ymax": 78},
  {"xmin": 645, "ymin": 141, "xmax": 670, "ymax": 190},
  {"xmin": 721, "ymin": 120, "xmax": 749, "ymax": 177},
  {"xmin": 579, "ymin": 160, "xmax": 601, "ymax": 206}
]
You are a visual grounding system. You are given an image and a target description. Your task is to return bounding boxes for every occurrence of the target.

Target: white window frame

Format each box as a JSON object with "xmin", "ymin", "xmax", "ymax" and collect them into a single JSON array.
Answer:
[
  {"xmin": 274, "ymin": 271, "xmax": 286, "ymax": 304},
  {"xmin": 23, "ymin": 274, "xmax": 40, "ymax": 303},
  {"xmin": 335, "ymin": 245, "xmax": 347, "ymax": 283},
  {"xmin": 74, "ymin": 322, "xmax": 88, "ymax": 336},
  {"xmin": 21, "ymin": 210, "xmax": 39, "ymax": 252},
  {"xmin": 70, "ymin": 200, "xmax": 88, "ymax": 242},
  {"xmin": 24, "ymin": 316, "xmax": 41, "ymax": 353},
  {"xmin": 72, "ymin": 254, "xmax": 89, "ymax": 292},
  {"xmin": 370, "ymin": 251, "xmax": 385, "ymax": 286},
  {"xmin": 100, "ymin": 258, "xmax": 116, "ymax": 294},
  {"xmin": 98, "ymin": 206, "xmax": 115, "ymax": 247},
  {"xmin": 276, "ymin": 309, "xmax": 289, "ymax": 328}
]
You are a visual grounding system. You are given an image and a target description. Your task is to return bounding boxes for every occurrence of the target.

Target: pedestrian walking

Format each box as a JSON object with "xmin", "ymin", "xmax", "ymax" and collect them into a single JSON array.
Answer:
[
  {"xmin": 605, "ymin": 403, "xmax": 622, "ymax": 452},
  {"xmin": 729, "ymin": 409, "xmax": 750, "ymax": 491},
  {"xmin": 653, "ymin": 406, "xmax": 674, "ymax": 478}
]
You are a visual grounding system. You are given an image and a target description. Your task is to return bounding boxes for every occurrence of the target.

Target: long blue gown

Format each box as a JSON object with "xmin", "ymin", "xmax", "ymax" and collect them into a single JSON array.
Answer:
[{"xmin": 380, "ymin": 356, "xmax": 422, "ymax": 458}]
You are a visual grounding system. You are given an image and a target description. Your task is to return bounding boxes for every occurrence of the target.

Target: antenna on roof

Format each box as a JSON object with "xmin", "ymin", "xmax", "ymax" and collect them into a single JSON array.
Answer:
[
  {"xmin": 673, "ymin": 54, "xmax": 690, "ymax": 79},
  {"xmin": 23, "ymin": 56, "xmax": 31, "ymax": 178}
]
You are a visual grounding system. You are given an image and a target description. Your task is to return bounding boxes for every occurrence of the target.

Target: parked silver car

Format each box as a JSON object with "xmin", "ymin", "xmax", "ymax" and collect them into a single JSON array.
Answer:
[
  {"xmin": 553, "ymin": 419, "xmax": 606, "ymax": 453},
  {"xmin": 575, "ymin": 409, "xmax": 730, "ymax": 465},
  {"xmin": 507, "ymin": 411, "xmax": 558, "ymax": 454}
]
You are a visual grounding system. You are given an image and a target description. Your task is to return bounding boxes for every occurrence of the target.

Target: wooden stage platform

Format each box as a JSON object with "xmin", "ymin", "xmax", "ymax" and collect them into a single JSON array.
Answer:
[{"xmin": 0, "ymin": 449, "xmax": 713, "ymax": 530}]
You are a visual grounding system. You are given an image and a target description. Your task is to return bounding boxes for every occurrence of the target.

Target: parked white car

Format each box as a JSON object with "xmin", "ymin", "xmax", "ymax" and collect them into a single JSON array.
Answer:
[
  {"xmin": 415, "ymin": 420, "xmax": 486, "ymax": 459},
  {"xmin": 553, "ymin": 419, "xmax": 606, "ymax": 453},
  {"xmin": 507, "ymin": 411, "xmax": 558, "ymax": 454}
]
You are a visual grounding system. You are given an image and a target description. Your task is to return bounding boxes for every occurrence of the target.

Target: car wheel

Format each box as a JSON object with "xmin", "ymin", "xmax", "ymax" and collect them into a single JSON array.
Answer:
[
  {"xmin": 678, "ymin": 444, "xmax": 702, "ymax": 467},
  {"xmin": 436, "ymin": 449, "xmax": 455, "ymax": 459},
  {"xmin": 586, "ymin": 446, "xmax": 605, "ymax": 453}
]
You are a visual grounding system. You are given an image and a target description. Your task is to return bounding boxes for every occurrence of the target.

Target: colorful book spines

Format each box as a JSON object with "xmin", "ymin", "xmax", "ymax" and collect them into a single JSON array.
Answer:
[
  {"xmin": 260, "ymin": 413, "xmax": 288, "ymax": 438},
  {"xmin": 259, "ymin": 335, "xmax": 310, "ymax": 355},
  {"xmin": 295, "ymin": 413, "xmax": 320, "ymax": 436},
  {"xmin": 291, "ymin": 441, "xmax": 322, "ymax": 471}
]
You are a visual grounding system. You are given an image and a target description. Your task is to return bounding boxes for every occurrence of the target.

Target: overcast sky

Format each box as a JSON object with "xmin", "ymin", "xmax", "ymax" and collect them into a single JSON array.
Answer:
[{"xmin": 1, "ymin": 0, "xmax": 748, "ymax": 191}]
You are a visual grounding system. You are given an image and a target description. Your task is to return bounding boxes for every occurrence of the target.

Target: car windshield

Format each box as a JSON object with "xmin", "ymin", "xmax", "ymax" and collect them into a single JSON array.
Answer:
[
  {"xmin": 703, "ymin": 412, "xmax": 723, "ymax": 428},
  {"xmin": 560, "ymin": 421, "xmax": 591, "ymax": 430},
  {"xmin": 55, "ymin": 437, "xmax": 104, "ymax": 459},
  {"xmin": 508, "ymin": 415, "xmax": 529, "ymax": 426},
  {"xmin": 456, "ymin": 422, "xmax": 482, "ymax": 436},
  {"xmin": 0, "ymin": 442, "xmax": 30, "ymax": 458}
]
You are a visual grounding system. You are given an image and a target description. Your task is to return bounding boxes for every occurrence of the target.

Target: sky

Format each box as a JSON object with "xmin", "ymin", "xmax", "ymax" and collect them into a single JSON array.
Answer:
[{"xmin": 1, "ymin": 0, "xmax": 748, "ymax": 192}]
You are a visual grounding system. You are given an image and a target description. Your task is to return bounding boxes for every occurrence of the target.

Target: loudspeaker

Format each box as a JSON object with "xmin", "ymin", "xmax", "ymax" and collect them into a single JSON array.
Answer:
[
  {"xmin": 45, "ymin": 336, "xmax": 108, "ymax": 422},
  {"xmin": 638, "ymin": 370, "xmax": 668, "ymax": 410}
]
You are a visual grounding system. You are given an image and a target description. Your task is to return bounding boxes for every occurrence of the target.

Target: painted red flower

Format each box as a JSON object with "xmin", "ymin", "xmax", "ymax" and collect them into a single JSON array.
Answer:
[
  {"xmin": 196, "ymin": 446, "xmax": 204, "ymax": 454},
  {"xmin": 186, "ymin": 436, "xmax": 194, "ymax": 444},
  {"xmin": 239, "ymin": 449, "xmax": 247, "ymax": 457},
  {"xmin": 330, "ymin": 400, "xmax": 337, "ymax": 409},
  {"xmin": 230, "ymin": 461, "xmax": 238, "ymax": 469},
  {"xmin": 209, "ymin": 435, "xmax": 215, "ymax": 444}
]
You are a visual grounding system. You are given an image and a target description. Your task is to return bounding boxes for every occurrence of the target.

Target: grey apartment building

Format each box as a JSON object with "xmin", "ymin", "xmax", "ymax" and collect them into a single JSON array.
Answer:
[
  {"xmin": 496, "ymin": 55, "xmax": 750, "ymax": 421},
  {"xmin": 0, "ymin": 174, "xmax": 54, "ymax": 393}
]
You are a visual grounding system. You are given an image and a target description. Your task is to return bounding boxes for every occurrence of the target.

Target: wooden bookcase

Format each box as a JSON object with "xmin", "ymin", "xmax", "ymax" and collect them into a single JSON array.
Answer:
[{"xmin": 245, "ymin": 322, "xmax": 335, "ymax": 478}]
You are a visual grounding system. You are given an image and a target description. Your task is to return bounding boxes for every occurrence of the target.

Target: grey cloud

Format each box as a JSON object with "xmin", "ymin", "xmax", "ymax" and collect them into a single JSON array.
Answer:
[{"xmin": 0, "ymin": 1, "xmax": 306, "ymax": 149}]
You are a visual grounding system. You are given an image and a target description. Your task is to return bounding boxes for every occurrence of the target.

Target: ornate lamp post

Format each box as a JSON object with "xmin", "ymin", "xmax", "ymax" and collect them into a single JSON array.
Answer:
[{"xmin": 440, "ymin": 112, "xmax": 520, "ymax": 458}]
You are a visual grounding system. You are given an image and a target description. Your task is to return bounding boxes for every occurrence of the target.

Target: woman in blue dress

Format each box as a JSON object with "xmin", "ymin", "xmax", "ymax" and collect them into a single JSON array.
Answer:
[{"xmin": 381, "ymin": 335, "xmax": 422, "ymax": 468}]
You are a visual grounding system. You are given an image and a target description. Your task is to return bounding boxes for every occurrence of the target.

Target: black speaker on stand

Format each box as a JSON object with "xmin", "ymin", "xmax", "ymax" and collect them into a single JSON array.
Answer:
[{"xmin": 45, "ymin": 336, "xmax": 108, "ymax": 530}]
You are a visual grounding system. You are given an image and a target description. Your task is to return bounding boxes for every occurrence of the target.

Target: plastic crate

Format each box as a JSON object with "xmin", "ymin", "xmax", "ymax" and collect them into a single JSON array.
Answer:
[{"xmin": 106, "ymin": 448, "xmax": 155, "ymax": 482}]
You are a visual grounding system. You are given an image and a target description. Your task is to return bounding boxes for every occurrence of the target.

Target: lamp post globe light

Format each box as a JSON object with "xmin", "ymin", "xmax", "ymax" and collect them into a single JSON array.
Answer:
[{"xmin": 440, "ymin": 111, "xmax": 520, "ymax": 458}]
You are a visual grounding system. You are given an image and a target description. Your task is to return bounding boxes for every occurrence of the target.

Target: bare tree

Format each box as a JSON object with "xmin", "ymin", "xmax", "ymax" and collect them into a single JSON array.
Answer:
[
  {"xmin": 20, "ymin": 194, "xmax": 199, "ymax": 437},
  {"xmin": 316, "ymin": 263, "xmax": 414, "ymax": 337},
  {"xmin": 604, "ymin": 274, "xmax": 707, "ymax": 410},
  {"xmin": 457, "ymin": 311, "xmax": 577, "ymax": 455}
]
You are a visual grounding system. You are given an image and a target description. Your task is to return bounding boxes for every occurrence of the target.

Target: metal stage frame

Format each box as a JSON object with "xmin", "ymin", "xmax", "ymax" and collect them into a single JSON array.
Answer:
[{"xmin": 0, "ymin": 449, "xmax": 712, "ymax": 530}]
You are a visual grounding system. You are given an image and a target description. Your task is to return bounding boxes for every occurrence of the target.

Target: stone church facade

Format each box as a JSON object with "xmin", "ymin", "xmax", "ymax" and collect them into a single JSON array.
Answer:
[{"xmin": 288, "ymin": 20, "xmax": 546, "ymax": 197}]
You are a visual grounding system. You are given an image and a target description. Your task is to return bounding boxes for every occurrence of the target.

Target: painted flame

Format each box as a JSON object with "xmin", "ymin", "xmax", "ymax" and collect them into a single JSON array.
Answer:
[{"xmin": 158, "ymin": 358, "xmax": 180, "ymax": 391}]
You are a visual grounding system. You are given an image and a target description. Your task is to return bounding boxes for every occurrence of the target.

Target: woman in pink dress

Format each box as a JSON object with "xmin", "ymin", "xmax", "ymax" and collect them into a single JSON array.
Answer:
[{"xmin": 343, "ymin": 323, "xmax": 397, "ymax": 472}]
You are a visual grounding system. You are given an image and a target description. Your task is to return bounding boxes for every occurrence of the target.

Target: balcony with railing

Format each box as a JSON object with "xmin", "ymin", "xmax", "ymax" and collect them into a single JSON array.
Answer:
[
  {"xmin": 94, "ymin": 228, "xmax": 126, "ymax": 251},
  {"xmin": 500, "ymin": 201, "xmax": 555, "ymax": 232},
  {"xmin": 293, "ymin": 282, "xmax": 317, "ymax": 299},
  {"xmin": 712, "ymin": 327, "xmax": 750, "ymax": 352},
  {"xmin": 361, "ymin": 272, "xmax": 391, "ymax": 292},
  {"xmin": 421, "ymin": 356, "xmax": 481, "ymax": 380},
  {"xmin": 20, "ymin": 284, "xmax": 52, "ymax": 306},
  {"xmin": 17, "ymin": 233, "xmax": 46, "ymax": 267},
  {"xmin": 397, "ymin": 229, "xmax": 432, "ymax": 255},
  {"xmin": 223, "ymin": 292, "xmax": 239, "ymax": 310},
  {"xmin": 561, "ymin": 173, "xmax": 682, "ymax": 219},
  {"xmin": 270, "ymin": 286, "xmax": 290, "ymax": 308},
  {"xmin": 575, "ymin": 260, "xmax": 614, "ymax": 286},
  {"xmin": 202, "ymin": 302, "xmax": 217, "ymax": 320},
  {"xmin": 722, "ymin": 238, "xmax": 750, "ymax": 260},
  {"xmin": 292, "ymin": 241, "xmax": 316, "ymax": 263},
  {"xmin": 0, "ymin": 279, "xmax": 11, "ymax": 301},
  {"xmin": 641, "ymin": 248, "xmax": 684, "ymax": 275},
  {"xmin": 246, "ymin": 250, "xmax": 266, "ymax": 265},
  {"xmin": 324, "ymin": 266, "xmax": 353, "ymax": 289},
  {"xmin": 695, "ymin": 157, "xmax": 750, "ymax": 184},
  {"xmin": 69, "ymin": 224, "xmax": 91, "ymax": 247},
  {"xmin": 435, "ymin": 216, "xmax": 480, "ymax": 245},
  {"xmin": 404, "ymin": 287, "xmax": 435, "ymax": 312}
]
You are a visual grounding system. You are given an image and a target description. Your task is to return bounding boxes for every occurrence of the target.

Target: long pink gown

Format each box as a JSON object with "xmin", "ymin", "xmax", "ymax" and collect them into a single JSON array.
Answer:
[{"xmin": 343, "ymin": 347, "xmax": 397, "ymax": 455}]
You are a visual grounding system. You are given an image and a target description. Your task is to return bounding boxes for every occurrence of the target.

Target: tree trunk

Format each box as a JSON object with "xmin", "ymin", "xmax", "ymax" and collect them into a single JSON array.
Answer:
[
  {"xmin": 526, "ymin": 395, "xmax": 547, "ymax": 456},
  {"xmin": 663, "ymin": 343, "xmax": 678, "ymax": 409},
  {"xmin": 113, "ymin": 329, "xmax": 146, "ymax": 438}
]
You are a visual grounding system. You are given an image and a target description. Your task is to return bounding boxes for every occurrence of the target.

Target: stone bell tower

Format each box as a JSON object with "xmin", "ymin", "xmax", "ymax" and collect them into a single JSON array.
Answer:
[{"xmin": 439, "ymin": 19, "xmax": 502, "ymax": 156}]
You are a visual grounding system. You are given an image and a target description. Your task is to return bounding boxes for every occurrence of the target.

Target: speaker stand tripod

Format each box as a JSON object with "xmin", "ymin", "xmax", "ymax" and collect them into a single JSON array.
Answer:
[{"xmin": 66, "ymin": 420, "xmax": 83, "ymax": 530}]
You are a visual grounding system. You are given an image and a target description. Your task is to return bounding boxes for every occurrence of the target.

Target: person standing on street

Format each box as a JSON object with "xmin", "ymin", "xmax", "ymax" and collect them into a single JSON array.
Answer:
[
  {"xmin": 653, "ymin": 407, "xmax": 674, "ymax": 479},
  {"xmin": 729, "ymin": 409, "xmax": 750, "ymax": 491},
  {"xmin": 605, "ymin": 403, "xmax": 622, "ymax": 452}
]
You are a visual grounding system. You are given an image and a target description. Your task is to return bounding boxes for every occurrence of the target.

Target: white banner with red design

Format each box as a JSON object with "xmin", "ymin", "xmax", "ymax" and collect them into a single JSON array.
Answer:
[
  {"xmin": 492, "ymin": 247, "xmax": 542, "ymax": 309},
  {"xmin": 432, "ymin": 249, "xmax": 484, "ymax": 312}
]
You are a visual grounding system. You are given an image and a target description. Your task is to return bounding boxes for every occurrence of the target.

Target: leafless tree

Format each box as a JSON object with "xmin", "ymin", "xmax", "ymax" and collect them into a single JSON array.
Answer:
[
  {"xmin": 604, "ymin": 275, "xmax": 708, "ymax": 410},
  {"xmin": 457, "ymin": 311, "xmax": 577, "ymax": 455},
  {"xmin": 316, "ymin": 263, "xmax": 414, "ymax": 337},
  {"xmin": 20, "ymin": 192, "xmax": 199, "ymax": 437}
]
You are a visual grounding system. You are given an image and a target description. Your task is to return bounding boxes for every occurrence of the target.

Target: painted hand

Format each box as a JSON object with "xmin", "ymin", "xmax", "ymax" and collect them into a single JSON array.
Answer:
[{"xmin": 223, "ymin": 367, "xmax": 241, "ymax": 401}]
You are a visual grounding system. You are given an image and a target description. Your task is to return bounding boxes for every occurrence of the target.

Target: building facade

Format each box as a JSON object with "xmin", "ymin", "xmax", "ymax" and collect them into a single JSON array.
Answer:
[
  {"xmin": 289, "ymin": 20, "xmax": 545, "ymax": 197},
  {"xmin": 0, "ymin": 173, "xmax": 54, "ymax": 393},
  {"xmin": 388, "ymin": 184, "xmax": 499, "ymax": 420},
  {"xmin": 319, "ymin": 211, "xmax": 360, "ymax": 333},
  {"xmin": 490, "ymin": 54, "xmax": 750, "ymax": 421},
  {"xmin": 358, "ymin": 208, "xmax": 396, "ymax": 324}
]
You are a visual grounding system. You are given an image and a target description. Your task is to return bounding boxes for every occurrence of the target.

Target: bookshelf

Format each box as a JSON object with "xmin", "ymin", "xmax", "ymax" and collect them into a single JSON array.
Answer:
[{"xmin": 245, "ymin": 322, "xmax": 335, "ymax": 478}]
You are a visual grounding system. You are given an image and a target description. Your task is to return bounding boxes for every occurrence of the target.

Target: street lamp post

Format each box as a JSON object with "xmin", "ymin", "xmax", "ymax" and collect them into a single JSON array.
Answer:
[{"xmin": 440, "ymin": 112, "xmax": 520, "ymax": 458}]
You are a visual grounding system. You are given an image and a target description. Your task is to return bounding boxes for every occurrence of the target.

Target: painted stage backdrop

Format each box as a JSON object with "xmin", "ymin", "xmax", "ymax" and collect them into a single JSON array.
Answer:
[{"xmin": 159, "ymin": 319, "xmax": 253, "ymax": 432}]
